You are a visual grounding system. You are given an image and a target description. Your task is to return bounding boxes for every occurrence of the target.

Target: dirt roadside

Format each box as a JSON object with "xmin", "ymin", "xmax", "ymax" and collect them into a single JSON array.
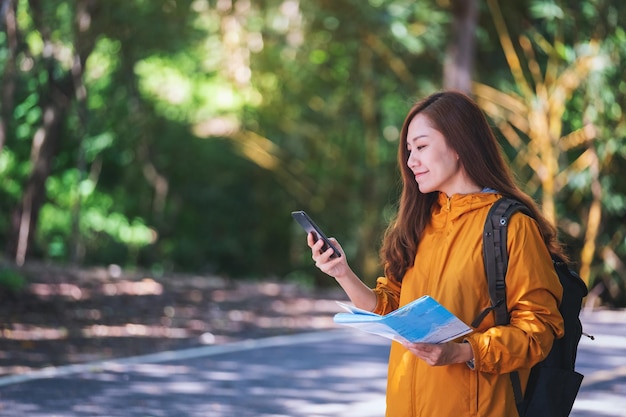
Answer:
[{"xmin": 0, "ymin": 261, "xmax": 347, "ymax": 377}]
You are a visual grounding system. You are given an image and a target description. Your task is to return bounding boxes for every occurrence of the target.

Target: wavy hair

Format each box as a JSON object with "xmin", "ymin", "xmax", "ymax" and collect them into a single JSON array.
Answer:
[{"xmin": 380, "ymin": 91, "xmax": 566, "ymax": 281}]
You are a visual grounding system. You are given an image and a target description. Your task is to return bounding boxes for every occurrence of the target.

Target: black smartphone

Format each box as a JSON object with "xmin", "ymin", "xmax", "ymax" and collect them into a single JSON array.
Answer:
[{"xmin": 291, "ymin": 210, "xmax": 341, "ymax": 258}]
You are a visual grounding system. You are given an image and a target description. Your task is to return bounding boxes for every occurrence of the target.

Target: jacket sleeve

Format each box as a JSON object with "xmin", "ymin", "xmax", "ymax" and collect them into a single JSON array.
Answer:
[
  {"xmin": 372, "ymin": 274, "xmax": 402, "ymax": 315},
  {"xmin": 464, "ymin": 213, "xmax": 565, "ymax": 374}
]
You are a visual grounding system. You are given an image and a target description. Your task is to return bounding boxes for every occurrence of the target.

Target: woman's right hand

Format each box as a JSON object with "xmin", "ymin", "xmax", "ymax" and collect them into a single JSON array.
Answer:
[
  {"xmin": 307, "ymin": 233, "xmax": 351, "ymax": 280},
  {"xmin": 307, "ymin": 232, "xmax": 378, "ymax": 312}
]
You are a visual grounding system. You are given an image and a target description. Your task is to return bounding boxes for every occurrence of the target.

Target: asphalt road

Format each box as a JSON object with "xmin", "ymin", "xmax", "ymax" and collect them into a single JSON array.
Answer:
[{"xmin": 0, "ymin": 309, "xmax": 624, "ymax": 417}]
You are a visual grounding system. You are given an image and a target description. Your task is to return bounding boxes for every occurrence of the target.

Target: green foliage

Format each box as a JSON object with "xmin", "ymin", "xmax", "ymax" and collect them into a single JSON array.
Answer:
[
  {"xmin": 0, "ymin": 0, "xmax": 625, "ymax": 305},
  {"xmin": 37, "ymin": 169, "xmax": 155, "ymax": 262},
  {"xmin": 0, "ymin": 267, "xmax": 26, "ymax": 294}
]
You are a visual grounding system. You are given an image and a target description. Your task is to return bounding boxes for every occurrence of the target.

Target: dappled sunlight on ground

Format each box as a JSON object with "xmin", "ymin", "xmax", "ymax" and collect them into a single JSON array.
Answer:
[
  {"xmin": 0, "ymin": 261, "xmax": 347, "ymax": 377},
  {"xmin": 1, "ymin": 295, "xmax": 625, "ymax": 417},
  {"xmin": 0, "ymin": 331, "xmax": 390, "ymax": 417},
  {"xmin": 2, "ymin": 325, "xmax": 69, "ymax": 341}
]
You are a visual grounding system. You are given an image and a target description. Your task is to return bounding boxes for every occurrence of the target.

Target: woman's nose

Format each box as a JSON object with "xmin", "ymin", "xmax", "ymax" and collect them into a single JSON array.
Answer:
[{"xmin": 407, "ymin": 151, "xmax": 419, "ymax": 168}]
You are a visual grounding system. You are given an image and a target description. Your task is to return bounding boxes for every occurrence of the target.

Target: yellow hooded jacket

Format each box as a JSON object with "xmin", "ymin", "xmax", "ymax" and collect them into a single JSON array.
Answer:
[{"xmin": 373, "ymin": 192, "xmax": 564, "ymax": 417}]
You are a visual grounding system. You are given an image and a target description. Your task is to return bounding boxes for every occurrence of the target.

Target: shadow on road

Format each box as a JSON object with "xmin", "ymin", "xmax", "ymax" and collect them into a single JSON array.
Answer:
[
  {"xmin": 0, "ymin": 310, "xmax": 625, "ymax": 417},
  {"xmin": 0, "ymin": 331, "xmax": 389, "ymax": 417}
]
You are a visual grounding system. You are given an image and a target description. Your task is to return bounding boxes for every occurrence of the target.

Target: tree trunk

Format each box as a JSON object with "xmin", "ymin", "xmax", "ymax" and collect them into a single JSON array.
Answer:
[
  {"xmin": 7, "ymin": 0, "xmax": 99, "ymax": 265},
  {"xmin": 9, "ymin": 80, "xmax": 71, "ymax": 265},
  {"xmin": 357, "ymin": 39, "xmax": 383, "ymax": 283},
  {"xmin": 69, "ymin": 0, "xmax": 98, "ymax": 264},
  {"xmin": 443, "ymin": 0, "xmax": 479, "ymax": 93}
]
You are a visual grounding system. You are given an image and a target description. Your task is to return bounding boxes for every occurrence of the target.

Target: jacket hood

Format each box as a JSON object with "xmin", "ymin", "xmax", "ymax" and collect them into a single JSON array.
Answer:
[{"xmin": 430, "ymin": 191, "xmax": 500, "ymax": 228}]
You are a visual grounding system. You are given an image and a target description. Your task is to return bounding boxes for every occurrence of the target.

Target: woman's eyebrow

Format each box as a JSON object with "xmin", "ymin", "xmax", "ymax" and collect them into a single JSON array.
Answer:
[{"xmin": 408, "ymin": 134, "xmax": 428, "ymax": 143}]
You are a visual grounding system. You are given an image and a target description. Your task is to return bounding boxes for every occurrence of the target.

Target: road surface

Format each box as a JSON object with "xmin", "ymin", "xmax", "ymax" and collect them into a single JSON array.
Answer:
[{"xmin": 0, "ymin": 309, "xmax": 624, "ymax": 417}]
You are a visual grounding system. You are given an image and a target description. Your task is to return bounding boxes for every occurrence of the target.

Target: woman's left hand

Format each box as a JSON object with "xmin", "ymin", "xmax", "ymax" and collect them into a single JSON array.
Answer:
[{"xmin": 402, "ymin": 341, "xmax": 472, "ymax": 366}]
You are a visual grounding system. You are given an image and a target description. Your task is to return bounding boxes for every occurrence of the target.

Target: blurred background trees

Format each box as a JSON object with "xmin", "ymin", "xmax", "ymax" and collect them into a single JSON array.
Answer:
[{"xmin": 1, "ymin": 0, "xmax": 625, "ymax": 306}]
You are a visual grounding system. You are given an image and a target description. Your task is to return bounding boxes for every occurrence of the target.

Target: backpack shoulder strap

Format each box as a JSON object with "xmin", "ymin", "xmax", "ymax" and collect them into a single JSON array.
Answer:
[
  {"xmin": 479, "ymin": 196, "xmax": 533, "ymax": 417},
  {"xmin": 482, "ymin": 197, "xmax": 531, "ymax": 326},
  {"xmin": 472, "ymin": 197, "xmax": 531, "ymax": 328}
]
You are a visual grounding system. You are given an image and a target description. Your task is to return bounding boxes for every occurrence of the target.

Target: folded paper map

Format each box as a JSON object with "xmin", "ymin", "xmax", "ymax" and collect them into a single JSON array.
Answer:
[{"xmin": 333, "ymin": 295, "xmax": 472, "ymax": 344}]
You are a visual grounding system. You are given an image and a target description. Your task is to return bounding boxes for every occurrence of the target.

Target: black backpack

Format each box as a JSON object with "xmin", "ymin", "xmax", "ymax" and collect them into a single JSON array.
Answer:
[{"xmin": 472, "ymin": 197, "xmax": 589, "ymax": 417}]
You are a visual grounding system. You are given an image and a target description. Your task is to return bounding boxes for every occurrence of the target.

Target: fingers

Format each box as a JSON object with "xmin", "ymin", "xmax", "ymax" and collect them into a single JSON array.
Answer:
[
  {"xmin": 306, "ymin": 232, "xmax": 348, "ymax": 279},
  {"xmin": 313, "ymin": 245, "xmax": 338, "ymax": 265},
  {"xmin": 402, "ymin": 342, "xmax": 451, "ymax": 366},
  {"xmin": 308, "ymin": 233, "xmax": 336, "ymax": 260}
]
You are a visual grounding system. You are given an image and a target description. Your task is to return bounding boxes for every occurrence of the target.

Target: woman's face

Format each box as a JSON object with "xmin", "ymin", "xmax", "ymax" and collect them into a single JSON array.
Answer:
[{"xmin": 406, "ymin": 113, "xmax": 477, "ymax": 196}]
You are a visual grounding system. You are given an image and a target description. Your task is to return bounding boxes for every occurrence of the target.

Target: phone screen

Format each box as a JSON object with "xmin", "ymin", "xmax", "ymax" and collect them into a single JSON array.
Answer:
[{"xmin": 291, "ymin": 211, "xmax": 341, "ymax": 258}]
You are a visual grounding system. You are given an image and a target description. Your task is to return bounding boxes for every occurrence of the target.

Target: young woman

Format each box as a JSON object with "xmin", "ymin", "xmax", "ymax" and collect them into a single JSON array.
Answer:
[{"xmin": 307, "ymin": 91, "xmax": 564, "ymax": 416}]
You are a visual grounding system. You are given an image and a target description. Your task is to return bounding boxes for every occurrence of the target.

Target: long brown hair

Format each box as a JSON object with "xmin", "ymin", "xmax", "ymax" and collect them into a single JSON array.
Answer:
[{"xmin": 380, "ymin": 91, "xmax": 566, "ymax": 281}]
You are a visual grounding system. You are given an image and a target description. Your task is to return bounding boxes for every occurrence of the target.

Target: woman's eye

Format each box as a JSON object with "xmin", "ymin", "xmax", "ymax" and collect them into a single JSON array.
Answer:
[{"xmin": 408, "ymin": 143, "xmax": 426, "ymax": 152}]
